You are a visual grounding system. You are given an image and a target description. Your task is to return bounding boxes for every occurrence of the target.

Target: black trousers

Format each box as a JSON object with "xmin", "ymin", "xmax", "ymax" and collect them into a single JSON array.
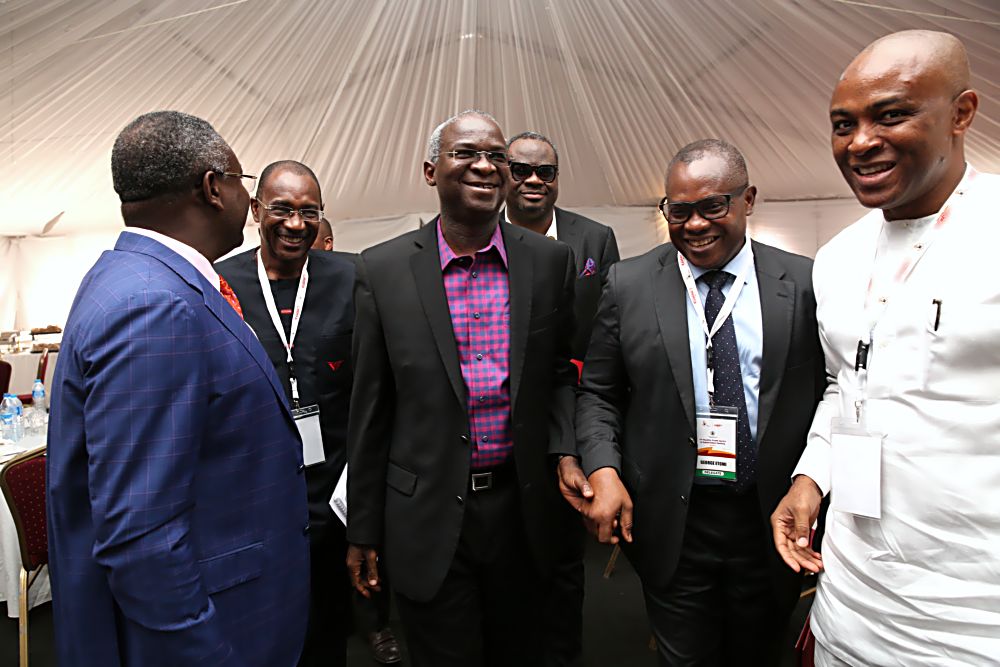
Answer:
[
  {"xmin": 643, "ymin": 486, "xmax": 796, "ymax": 667},
  {"xmin": 541, "ymin": 521, "xmax": 585, "ymax": 667},
  {"xmin": 298, "ymin": 521, "xmax": 351, "ymax": 667},
  {"xmin": 395, "ymin": 470, "xmax": 545, "ymax": 667}
]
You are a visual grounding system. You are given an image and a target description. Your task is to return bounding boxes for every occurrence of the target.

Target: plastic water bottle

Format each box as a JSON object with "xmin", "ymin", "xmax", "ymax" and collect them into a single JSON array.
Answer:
[
  {"xmin": 31, "ymin": 379, "xmax": 46, "ymax": 412},
  {"xmin": 0, "ymin": 394, "xmax": 24, "ymax": 442}
]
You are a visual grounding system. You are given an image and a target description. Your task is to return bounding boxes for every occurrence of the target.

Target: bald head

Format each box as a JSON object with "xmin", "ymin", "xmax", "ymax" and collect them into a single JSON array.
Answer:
[
  {"xmin": 843, "ymin": 30, "xmax": 970, "ymax": 97},
  {"xmin": 830, "ymin": 30, "xmax": 978, "ymax": 220}
]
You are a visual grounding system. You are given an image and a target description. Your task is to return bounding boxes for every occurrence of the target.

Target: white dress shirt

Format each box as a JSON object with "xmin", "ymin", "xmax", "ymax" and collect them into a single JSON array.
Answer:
[
  {"xmin": 505, "ymin": 209, "xmax": 558, "ymax": 240},
  {"xmin": 124, "ymin": 227, "xmax": 222, "ymax": 292},
  {"xmin": 794, "ymin": 166, "xmax": 1000, "ymax": 665}
]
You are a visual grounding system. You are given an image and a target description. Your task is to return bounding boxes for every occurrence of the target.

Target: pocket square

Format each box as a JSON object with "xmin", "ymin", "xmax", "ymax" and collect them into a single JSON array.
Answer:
[
  {"xmin": 579, "ymin": 257, "xmax": 597, "ymax": 278},
  {"xmin": 327, "ymin": 360, "xmax": 344, "ymax": 372}
]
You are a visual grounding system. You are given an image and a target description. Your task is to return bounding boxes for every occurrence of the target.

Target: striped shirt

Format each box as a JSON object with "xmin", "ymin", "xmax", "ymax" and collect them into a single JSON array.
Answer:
[{"xmin": 437, "ymin": 220, "xmax": 512, "ymax": 469}]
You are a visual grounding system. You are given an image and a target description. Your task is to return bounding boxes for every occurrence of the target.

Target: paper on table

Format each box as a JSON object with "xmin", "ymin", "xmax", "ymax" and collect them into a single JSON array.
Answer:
[{"xmin": 329, "ymin": 464, "xmax": 348, "ymax": 526}]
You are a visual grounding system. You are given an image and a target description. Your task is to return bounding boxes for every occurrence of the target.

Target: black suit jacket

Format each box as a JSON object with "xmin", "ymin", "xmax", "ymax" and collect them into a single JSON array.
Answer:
[
  {"xmin": 346, "ymin": 219, "xmax": 579, "ymax": 602},
  {"xmin": 576, "ymin": 240, "xmax": 825, "ymax": 597},
  {"xmin": 554, "ymin": 208, "xmax": 620, "ymax": 359},
  {"xmin": 215, "ymin": 248, "xmax": 356, "ymax": 539}
]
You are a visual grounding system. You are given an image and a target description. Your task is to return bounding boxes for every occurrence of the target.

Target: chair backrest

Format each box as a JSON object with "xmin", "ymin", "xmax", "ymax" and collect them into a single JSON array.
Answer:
[
  {"xmin": 0, "ymin": 360, "xmax": 10, "ymax": 394},
  {"xmin": 0, "ymin": 446, "xmax": 47, "ymax": 570},
  {"xmin": 35, "ymin": 349, "xmax": 50, "ymax": 385}
]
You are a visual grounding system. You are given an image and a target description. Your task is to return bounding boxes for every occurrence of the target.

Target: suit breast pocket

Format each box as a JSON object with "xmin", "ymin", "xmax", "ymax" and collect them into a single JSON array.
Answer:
[
  {"xmin": 529, "ymin": 309, "xmax": 560, "ymax": 334},
  {"xmin": 925, "ymin": 302, "xmax": 1000, "ymax": 401}
]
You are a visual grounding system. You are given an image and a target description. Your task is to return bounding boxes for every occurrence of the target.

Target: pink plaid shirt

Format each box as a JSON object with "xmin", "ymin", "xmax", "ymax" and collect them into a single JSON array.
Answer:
[{"xmin": 437, "ymin": 220, "xmax": 512, "ymax": 469}]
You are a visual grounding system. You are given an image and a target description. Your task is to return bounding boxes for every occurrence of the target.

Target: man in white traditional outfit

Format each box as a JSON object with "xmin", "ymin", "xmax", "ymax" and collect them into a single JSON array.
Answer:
[{"xmin": 770, "ymin": 30, "xmax": 1000, "ymax": 666}]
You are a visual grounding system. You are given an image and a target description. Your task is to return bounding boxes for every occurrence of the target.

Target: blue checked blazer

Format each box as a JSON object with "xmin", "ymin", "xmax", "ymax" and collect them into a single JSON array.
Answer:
[{"xmin": 46, "ymin": 231, "xmax": 311, "ymax": 666}]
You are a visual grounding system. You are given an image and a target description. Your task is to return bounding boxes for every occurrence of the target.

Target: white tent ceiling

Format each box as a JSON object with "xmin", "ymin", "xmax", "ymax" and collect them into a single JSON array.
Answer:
[{"xmin": 0, "ymin": 0, "xmax": 998, "ymax": 329}]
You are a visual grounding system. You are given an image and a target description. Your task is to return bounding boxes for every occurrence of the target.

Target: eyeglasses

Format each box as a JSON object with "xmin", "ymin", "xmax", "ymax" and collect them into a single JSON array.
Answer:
[
  {"xmin": 658, "ymin": 185, "xmax": 749, "ymax": 225},
  {"xmin": 442, "ymin": 150, "xmax": 509, "ymax": 165},
  {"xmin": 255, "ymin": 199, "xmax": 324, "ymax": 223},
  {"xmin": 216, "ymin": 171, "xmax": 258, "ymax": 192},
  {"xmin": 509, "ymin": 161, "xmax": 558, "ymax": 183}
]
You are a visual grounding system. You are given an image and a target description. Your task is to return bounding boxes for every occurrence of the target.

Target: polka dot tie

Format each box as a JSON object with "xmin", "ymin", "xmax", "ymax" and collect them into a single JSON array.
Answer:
[{"xmin": 701, "ymin": 270, "xmax": 756, "ymax": 492}]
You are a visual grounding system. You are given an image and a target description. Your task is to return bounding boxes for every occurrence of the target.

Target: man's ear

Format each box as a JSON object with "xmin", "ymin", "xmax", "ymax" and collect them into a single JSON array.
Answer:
[
  {"xmin": 953, "ymin": 89, "xmax": 979, "ymax": 135},
  {"xmin": 743, "ymin": 185, "xmax": 758, "ymax": 216},
  {"xmin": 250, "ymin": 196, "xmax": 261, "ymax": 223},
  {"xmin": 423, "ymin": 160, "xmax": 437, "ymax": 187},
  {"xmin": 202, "ymin": 170, "xmax": 225, "ymax": 211}
]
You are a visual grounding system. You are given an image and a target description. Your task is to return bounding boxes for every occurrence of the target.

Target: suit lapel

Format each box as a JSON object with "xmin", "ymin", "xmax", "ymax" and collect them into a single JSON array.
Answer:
[
  {"xmin": 118, "ymin": 233, "xmax": 293, "ymax": 419},
  {"xmin": 753, "ymin": 241, "xmax": 794, "ymax": 447},
  {"xmin": 503, "ymin": 223, "xmax": 532, "ymax": 408},
  {"xmin": 653, "ymin": 245, "xmax": 696, "ymax": 430},
  {"xmin": 555, "ymin": 209, "xmax": 583, "ymax": 270},
  {"xmin": 410, "ymin": 220, "xmax": 467, "ymax": 408}
]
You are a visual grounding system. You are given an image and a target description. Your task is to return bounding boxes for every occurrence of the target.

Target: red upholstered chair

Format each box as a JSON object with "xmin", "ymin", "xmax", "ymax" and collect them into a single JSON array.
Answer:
[
  {"xmin": 0, "ymin": 446, "xmax": 48, "ymax": 667},
  {"xmin": 17, "ymin": 349, "xmax": 49, "ymax": 405},
  {"xmin": 0, "ymin": 360, "xmax": 11, "ymax": 395}
]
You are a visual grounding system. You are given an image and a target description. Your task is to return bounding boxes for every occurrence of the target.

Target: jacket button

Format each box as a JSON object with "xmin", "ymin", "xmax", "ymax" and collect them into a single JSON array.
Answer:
[
  {"xmin": 460, "ymin": 434, "xmax": 469, "ymax": 443},
  {"xmin": 680, "ymin": 495, "xmax": 688, "ymax": 505},
  {"xmin": 298, "ymin": 464, "xmax": 305, "ymax": 473},
  {"xmin": 456, "ymin": 496, "xmax": 464, "ymax": 505},
  {"xmin": 687, "ymin": 437, "xmax": 696, "ymax": 448},
  {"xmin": 302, "ymin": 524, "xmax": 311, "ymax": 535}
]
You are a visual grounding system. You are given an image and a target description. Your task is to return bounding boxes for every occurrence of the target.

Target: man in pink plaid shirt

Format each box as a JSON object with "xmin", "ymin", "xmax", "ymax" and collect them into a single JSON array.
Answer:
[{"xmin": 346, "ymin": 110, "xmax": 580, "ymax": 667}]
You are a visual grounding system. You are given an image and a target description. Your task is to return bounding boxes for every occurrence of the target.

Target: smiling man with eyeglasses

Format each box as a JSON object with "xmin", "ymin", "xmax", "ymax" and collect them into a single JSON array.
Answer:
[
  {"xmin": 574, "ymin": 138, "xmax": 825, "ymax": 665},
  {"xmin": 346, "ymin": 110, "xmax": 580, "ymax": 667},
  {"xmin": 216, "ymin": 160, "xmax": 360, "ymax": 667}
]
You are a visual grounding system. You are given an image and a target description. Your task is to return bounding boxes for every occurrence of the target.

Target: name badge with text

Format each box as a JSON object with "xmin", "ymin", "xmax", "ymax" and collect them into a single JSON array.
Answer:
[{"xmin": 695, "ymin": 405, "xmax": 737, "ymax": 481}]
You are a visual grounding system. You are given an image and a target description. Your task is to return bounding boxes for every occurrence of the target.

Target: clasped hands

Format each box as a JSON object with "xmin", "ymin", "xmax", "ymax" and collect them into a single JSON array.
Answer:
[{"xmin": 557, "ymin": 456, "xmax": 633, "ymax": 544}]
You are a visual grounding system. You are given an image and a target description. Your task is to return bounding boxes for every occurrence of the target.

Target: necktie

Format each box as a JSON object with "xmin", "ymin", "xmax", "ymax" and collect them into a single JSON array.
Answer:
[
  {"xmin": 218, "ymin": 275, "xmax": 244, "ymax": 319},
  {"xmin": 701, "ymin": 270, "xmax": 756, "ymax": 492}
]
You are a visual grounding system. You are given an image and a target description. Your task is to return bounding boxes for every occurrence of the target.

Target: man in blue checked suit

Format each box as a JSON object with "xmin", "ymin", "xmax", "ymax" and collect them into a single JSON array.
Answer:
[{"xmin": 46, "ymin": 111, "xmax": 311, "ymax": 666}]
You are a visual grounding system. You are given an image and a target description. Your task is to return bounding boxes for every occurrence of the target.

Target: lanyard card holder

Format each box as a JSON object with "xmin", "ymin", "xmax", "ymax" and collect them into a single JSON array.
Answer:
[
  {"xmin": 292, "ymin": 404, "xmax": 325, "ymax": 467},
  {"xmin": 830, "ymin": 417, "xmax": 882, "ymax": 519},
  {"xmin": 695, "ymin": 405, "xmax": 738, "ymax": 482}
]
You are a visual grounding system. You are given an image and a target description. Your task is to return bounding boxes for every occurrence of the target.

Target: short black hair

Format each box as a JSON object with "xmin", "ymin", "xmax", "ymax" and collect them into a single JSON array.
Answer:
[
  {"xmin": 111, "ymin": 111, "xmax": 230, "ymax": 203},
  {"xmin": 256, "ymin": 160, "xmax": 323, "ymax": 202},
  {"xmin": 667, "ymin": 139, "xmax": 748, "ymax": 189},
  {"xmin": 506, "ymin": 131, "xmax": 559, "ymax": 164}
]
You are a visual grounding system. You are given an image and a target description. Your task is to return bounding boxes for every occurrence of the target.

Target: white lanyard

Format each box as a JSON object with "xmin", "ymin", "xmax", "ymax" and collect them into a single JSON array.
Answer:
[
  {"xmin": 851, "ymin": 168, "xmax": 977, "ymax": 422},
  {"xmin": 677, "ymin": 245, "xmax": 753, "ymax": 402},
  {"xmin": 257, "ymin": 251, "xmax": 309, "ymax": 406}
]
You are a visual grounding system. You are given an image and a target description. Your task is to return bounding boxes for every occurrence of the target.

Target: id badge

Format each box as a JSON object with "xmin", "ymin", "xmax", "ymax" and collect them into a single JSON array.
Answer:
[
  {"xmin": 830, "ymin": 418, "xmax": 882, "ymax": 519},
  {"xmin": 695, "ymin": 405, "xmax": 737, "ymax": 481},
  {"xmin": 292, "ymin": 404, "xmax": 325, "ymax": 467}
]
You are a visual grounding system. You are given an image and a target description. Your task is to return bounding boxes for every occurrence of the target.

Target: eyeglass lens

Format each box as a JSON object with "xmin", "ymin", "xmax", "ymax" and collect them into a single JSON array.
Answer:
[
  {"xmin": 510, "ymin": 162, "xmax": 557, "ymax": 183},
  {"xmin": 664, "ymin": 195, "xmax": 731, "ymax": 224}
]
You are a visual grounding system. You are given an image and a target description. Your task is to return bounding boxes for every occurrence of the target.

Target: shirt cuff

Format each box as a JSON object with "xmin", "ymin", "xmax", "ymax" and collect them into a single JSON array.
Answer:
[{"xmin": 791, "ymin": 444, "xmax": 831, "ymax": 497}]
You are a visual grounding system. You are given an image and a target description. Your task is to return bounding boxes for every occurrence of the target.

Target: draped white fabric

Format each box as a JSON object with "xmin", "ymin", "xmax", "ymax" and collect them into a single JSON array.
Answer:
[{"xmin": 0, "ymin": 0, "xmax": 997, "ymax": 328}]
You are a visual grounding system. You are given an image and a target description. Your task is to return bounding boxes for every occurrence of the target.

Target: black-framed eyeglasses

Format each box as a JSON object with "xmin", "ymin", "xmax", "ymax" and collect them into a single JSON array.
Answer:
[
  {"xmin": 509, "ymin": 161, "xmax": 558, "ymax": 183},
  {"xmin": 658, "ymin": 185, "xmax": 749, "ymax": 225},
  {"xmin": 442, "ymin": 149, "xmax": 509, "ymax": 165},
  {"xmin": 255, "ymin": 199, "xmax": 324, "ymax": 223},
  {"xmin": 215, "ymin": 171, "xmax": 258, "ymax": 192}
]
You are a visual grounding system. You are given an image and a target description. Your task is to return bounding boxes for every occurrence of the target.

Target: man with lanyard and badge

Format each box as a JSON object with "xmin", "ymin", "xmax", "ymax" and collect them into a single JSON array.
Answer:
[
  {"xmin": 216, "ymin": 160, "xmax": 357, "ymax": 667},
  {"xmin": 772, "ymin": 30, "xmax": 1000, "ymax": 665},
  {"xmin": 576, "ymin": 139, "xmax": 825, "ymax": 665}
]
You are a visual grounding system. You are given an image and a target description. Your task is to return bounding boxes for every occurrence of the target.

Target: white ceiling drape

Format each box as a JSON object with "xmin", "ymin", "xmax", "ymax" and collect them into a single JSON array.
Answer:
[{"xmin": 0, "ymin": 0, "xmax": 997, "ymax": 328}]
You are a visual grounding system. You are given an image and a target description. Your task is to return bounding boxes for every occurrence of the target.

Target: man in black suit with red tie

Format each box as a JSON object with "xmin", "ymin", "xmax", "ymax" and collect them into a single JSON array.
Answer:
[
  {"xmin": 215, "ymin": 160, "xmax": 355, "ymax": 667},
  {"xmin": 504, "ymin": 130, "xmax": 620, "ymax": 666},
  {"xmin": 346, "ymin": 111, "xmax": 579, "ymax": 667}
]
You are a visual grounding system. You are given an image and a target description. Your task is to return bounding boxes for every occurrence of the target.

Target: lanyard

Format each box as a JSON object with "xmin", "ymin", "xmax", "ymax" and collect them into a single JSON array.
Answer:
[
  {"xmin": 677, "ymin": 244, "xmax": 754, "ymax": 403},
  {"xmin": 851, "ymin": 167, "xmax": 977, "ymax": 422},
  {"xmin": 257, "ymin": 251, "xmax": 309, "ymax": 407}
]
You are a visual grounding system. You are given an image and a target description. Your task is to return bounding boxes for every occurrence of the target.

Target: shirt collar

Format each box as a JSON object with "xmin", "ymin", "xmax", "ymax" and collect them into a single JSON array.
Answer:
[
  {"xmin": 504, "ymin": 208, "xmax": 558, "ymax": 240},
  {"xmin": 126, "ymin": 227, "xmax": 221, "ymax": 291},
  {"xmin": 437, "ymin": 218, "xmax": 509, "ymax": 270},
  {"xmin": 687, "ymin": 234, "xmax": 754, "ymax": 284}
]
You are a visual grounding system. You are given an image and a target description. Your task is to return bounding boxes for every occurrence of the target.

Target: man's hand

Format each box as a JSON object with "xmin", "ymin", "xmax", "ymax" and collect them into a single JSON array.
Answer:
[
  {"xmin": 557, "ymin": 456, "xmax": 594, "ymax": 513},
  {"xmin": 771, "ymin": 475, "xmax": 824, "ymax": 574},
  {"xmin": 584, "ymin": 467, "xmax": 634, "ymax": 544},
  {"xmin": 346, "ymin": 543, "xmax": 381, "ymax": 598}
]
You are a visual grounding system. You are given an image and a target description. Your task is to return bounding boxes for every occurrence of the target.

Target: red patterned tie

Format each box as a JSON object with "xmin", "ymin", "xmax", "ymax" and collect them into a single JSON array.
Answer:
[{"xmin": 218, "ymin": 275, "xmax": 243, "ymax": 319}]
